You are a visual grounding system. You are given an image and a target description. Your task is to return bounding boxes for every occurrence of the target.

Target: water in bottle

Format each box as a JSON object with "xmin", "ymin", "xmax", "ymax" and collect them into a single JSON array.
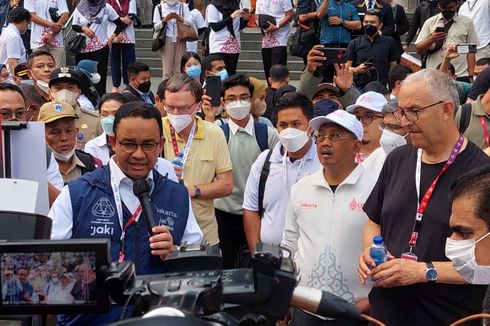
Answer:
[
  {"xmin": 370, "ymin": 235, "xmax": 388, "ymax": 266},
  {"xmin": 171, "ymin": 152, "xmax": 184, "ymax": 180}
]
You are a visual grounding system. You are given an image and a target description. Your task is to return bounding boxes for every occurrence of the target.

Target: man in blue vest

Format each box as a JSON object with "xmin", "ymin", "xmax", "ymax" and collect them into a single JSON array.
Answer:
[{"xmin": 49, "ymin": 102, "xmax": 202, "ymax": 325}]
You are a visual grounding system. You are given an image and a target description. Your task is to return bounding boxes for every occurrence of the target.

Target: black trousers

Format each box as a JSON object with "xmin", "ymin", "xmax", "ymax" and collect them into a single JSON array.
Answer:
[
  {"xmin": 261, "ymin": 46, "xmax": 288, "ymax": 82},
  {"xmin": 291, "ymin": 307, "xmax": 368, "ymax": 326},
  {"xmin": 219, "ymin": 53, "xmax": 240, "ymax": 76},
  {"xmin": 215, "ymin": 208, "xmax": 248, "ymax": 269},
  {"xmin": 76, "ymin": 45, "xmax": 110, "ymax": 97}
]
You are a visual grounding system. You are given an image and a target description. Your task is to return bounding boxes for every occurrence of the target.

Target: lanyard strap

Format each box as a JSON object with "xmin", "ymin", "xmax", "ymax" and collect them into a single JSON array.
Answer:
[
  {"xmin": 409, "ymin": 134, "xmax": 464, "ymax": 250},
  {"xmin": 169, "ymin": 122, "xmax": 196, "ymax": 165},
  {"xmin": 118, "ymin": 206, "xmax": 142, "ymax": 262},
  {"xmin": 355, "ymin": 152, "xmax": 364, "ymax": 163},
  {"xmin": 282, "ymin": 151, "xmax": 307, "ymax": 190},
  {"xmin": 480, "ymin": 116, "xmax": 490, "ymax": 148}
]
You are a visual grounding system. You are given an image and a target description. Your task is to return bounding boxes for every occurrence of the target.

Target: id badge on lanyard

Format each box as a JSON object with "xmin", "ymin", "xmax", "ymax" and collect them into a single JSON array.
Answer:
[{"xmin": 282, "ymin": 151, "xmax": 307, "ymax": 191}]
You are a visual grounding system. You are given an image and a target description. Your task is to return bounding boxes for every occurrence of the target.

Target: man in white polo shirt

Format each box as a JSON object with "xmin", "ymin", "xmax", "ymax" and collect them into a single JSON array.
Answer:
[
  {"xmin": 282, "ymin": 110, "xmax": 377, "ymax": 325},
  {"xmin": 346, "ymin": 91, "xmax": 387, "ymax": 170},
  {"xmin": 243, "ymin": 92, "xmax": 321, "ymax": 255}
]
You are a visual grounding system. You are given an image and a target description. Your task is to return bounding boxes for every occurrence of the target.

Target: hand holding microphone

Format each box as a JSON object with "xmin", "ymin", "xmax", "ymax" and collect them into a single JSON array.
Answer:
[{"xmin": 133, "ymin": 179, "xmax": 175, "ymax": 260}]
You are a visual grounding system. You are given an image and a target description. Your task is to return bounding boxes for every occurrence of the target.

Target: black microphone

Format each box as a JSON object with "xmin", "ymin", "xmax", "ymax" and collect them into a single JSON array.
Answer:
[
  {"xmin": 133, "ymin": 179, "xmax": 157, "ymax": 236},
  {"xmin": 290, "ymin": 285, "xmax": 361, "ymax": 320}
]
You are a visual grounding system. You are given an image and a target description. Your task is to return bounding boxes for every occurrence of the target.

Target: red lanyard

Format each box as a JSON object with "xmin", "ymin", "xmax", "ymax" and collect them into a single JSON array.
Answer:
[
  {"xmin": 480, "ymin": 116, "xmax": 490, "ymax": 148},
  {"xmin": 118, "ymin": 206, "xmax": 142, "ymax": 262},
  {"xmin": 169, "ymin": 124, "xmax": 180, "ymax": 157},
  {"xmin": 408, "ymin": 134, "xmax": 464, "ymax": 251},
  {"xmin": 355, "ymin": 152, "xmax": 364, "ymax": 163}
]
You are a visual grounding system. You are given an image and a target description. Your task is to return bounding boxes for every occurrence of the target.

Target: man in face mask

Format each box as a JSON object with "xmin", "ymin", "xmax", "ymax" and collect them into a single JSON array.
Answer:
[
  {"xmin": 346, "ymin": 10, "xmax": 399, "ymax": 89},
  {"xmin": 26, "ymin": 50, "xmax": 56, "ymax": 103},
  {"xmin": 415, "ymin": 0, "xmax": 478, "ymax": 83},
  {"xmin": 202, "ymin": 53, "xmax": 228, "ymax": 82},
  {"xmin": 38, "ymin": 101, "xmax": 101, "ymax": 183},
  {"xmin": 243, "ymin": 92, "xmax": 321, "ymax": 255},
  {"xmin": 161, "ymin": 73, "xmax": 233, "ymax": 247},
  {"xmin": 214, "ymin": 75, "xmax": 278, "ymax": 269},
  {"xmin": 447, "ymin": 165, "xmax": 490, "ymax": 287},
  {"xmin": 121, "ymin": 62, "xmax": 155, "ymax": 104},
  {"xmin": 48, "ymin": 67, "xmax": 100, "ymax": 150}
]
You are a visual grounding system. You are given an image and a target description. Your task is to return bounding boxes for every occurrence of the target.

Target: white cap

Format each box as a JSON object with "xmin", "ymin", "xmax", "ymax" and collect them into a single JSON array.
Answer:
[
  {"xmin": 309, "ymin": 110, "xmax": 364, "ymax": 141},
  {"xmin": 346, "ymin": 91, "xmax": 387, "ymax": 113}
]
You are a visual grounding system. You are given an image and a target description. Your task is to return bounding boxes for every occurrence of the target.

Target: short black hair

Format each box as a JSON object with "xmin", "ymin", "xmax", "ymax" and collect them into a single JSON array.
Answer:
[
  {"xmin": 364, "ymin": 81, "xmax": 389, "ymax": 96},
  {"xmin": 201, "ymin": 53, "xmax": 224, "ymax": 73},
  {"xmin": 365, "ymin": 10, "xmax": 382, "ymax": 22},
  {"xmin": 388, "ymin": 64, "xmax": 413, "ymax": 91},
  {"xmin": 475, "ymin": 58, "xmax": 490, "ymax": 66},
  {"xmin": 113, "ymin": 102, "xmax": 163, "ymax": 137},
  {"xmin": 180, "ymin": 52, "xmax": 201, "ymax": 74},
  {"xmin": 451, "ymin": 165, "xmax": 490, "ymax": 229},
  {"xmin": 222, "ymin": 75, "xmax": 254, "ymax": 97},
  {"xmin": 436, "ymin": 62, "xmax": 456, "ymax": 76},
  {"xmin": 156, "ymin": 79, "xmax": 169, "ymax": 99},
  {"xmin": 98, "ymin": 93, "xmax": 128, "ymax": 111},
  {"xmin": 8, "ymin": 7, "xmax": 31, "ymax": 24},
  {"xmin": 27, "ymin": 50, "xmax": 55, "ymax": 69},
  {"xmin": 438, "ymin": 0, "xmax": 459, "ymax": 7},
  {"xmin": 127, "ymin": 62, "xmax": 150, "ymax": 78},
  {"xmin": 0, "ymin": 82, "xmax": 26, "ymax": 104},
  {"xmin": 274, "ymin": 92, "xmax": 313, "ymax": 125},
  {"xmin": 269, "ymin": 65, "xmax": 289, "ymax": 82}
]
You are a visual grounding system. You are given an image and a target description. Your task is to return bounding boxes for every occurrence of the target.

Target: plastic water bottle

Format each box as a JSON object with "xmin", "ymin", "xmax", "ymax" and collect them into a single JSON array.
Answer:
[
  {"xmin": 370, "ymin": 235, "xmax": 388, "ymax": 266},
  {"xmin": 171, "ymin": 152, "xmax": 184, "ymax": 180}
]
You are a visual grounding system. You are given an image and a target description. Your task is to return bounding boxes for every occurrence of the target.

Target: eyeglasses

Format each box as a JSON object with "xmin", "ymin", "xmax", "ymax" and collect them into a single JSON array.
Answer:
[
  {"xmin": 379, "ymin": 121, "xmax": 404, "ymax": 132},
  {"xmin": 117, "ymin": 140, "xmax": 160, "ymax": 153},
  {"xmin": 164, "ymin": 103, "xmax": 197, "ymax": 114},
  {"xmin": 393, "ymin": 100, "xmax": 444, "ymax": 122},
  {"xmin": 224, "ymin": 95, "xmax": 251, "ymax": 105},
  {"xmin": 1, "ymin": 109, "xmax": 28, "ymax": 120},
  {"xmin": 315, "ymin": 132, "xmax": 357, "ymax": 143},
  {"xmin": 354, "ymin": 113, "xmax": 384, "ymax": 126}
]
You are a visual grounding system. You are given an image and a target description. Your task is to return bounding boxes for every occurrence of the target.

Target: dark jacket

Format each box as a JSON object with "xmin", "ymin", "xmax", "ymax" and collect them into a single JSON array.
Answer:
[
  {"xmin": 392, "ymin": 4, "xmax": 409, "ymax": 56},
  {"xmin": 121, "ymin": 84, "xmax": 155, "ymax": 104},
  {"xmin": 351, "ymin": 0, "xmax": 396, "ymax": 38}
]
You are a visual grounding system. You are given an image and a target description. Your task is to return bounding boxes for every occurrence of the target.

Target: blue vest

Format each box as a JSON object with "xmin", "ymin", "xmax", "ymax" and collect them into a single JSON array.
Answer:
[{"xmin": 68, "ymin": 165, "xmax": 189, "ymax": 275}]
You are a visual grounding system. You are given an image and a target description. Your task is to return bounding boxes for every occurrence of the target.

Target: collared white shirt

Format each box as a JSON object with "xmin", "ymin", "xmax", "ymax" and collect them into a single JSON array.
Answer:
[
  {"xmin": 47, "ymin": 152, "xmax": 64, "ymax": 190},
  {"xmin": 243, "ymin": 141, "xmax": 321, "ymax": 245},
  {"xmin": 0, "ymin": 24, "xmax": 26, "ymax": 78},
  {"xmin": 49, "ymin": 157, "xmax": 202, "ymax": 244},
  {"xmin": 459, "ymin": 0, "xmax": 490, "ymax": 50},
  {"xmin": 364, "ymin": 0, "xmax": 375, "ymax": 10},
  {"xmin": 228, "ymin": 115, "xmax": 254, "ymax": 136}
]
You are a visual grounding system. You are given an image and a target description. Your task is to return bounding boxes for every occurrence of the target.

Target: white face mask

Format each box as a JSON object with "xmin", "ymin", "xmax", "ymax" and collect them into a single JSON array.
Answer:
[
  {"xmin": 52, "ymin": 147, "xmax": 76, "ymax": 162},
  {"xmin": 445, "ymin": 232, "xmax": 490, "ymax": 284},
  {"xmin": 379, "ymin": 129, "xmax": 407, "ymax": 155},
  {"xmin": 167, "ymin": 113, "xmax": 193, "ymax": 133},
  {"xmin": 226, "ymin": 101, "xmax": 251, "ymax": 120},
  {"xmin": 52, "ymin": 89, "xmax": 79, "ymax": 106},
  {"xmin": 37, "ymin": 79, "xmax": 50, "ymax": 94},
  {"xmin": 90, "ymin": 73, "xmax": 101, "ymax": 84},
  {"xmin": 278, "ymin": 128, "xmax": 309, "ymax": 153}
]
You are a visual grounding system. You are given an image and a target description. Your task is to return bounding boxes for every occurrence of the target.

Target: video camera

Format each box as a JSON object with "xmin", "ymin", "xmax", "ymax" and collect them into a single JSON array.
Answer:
[{"xmin": 0, "ymin": 240, "xmax": 361, "ymax": 325}]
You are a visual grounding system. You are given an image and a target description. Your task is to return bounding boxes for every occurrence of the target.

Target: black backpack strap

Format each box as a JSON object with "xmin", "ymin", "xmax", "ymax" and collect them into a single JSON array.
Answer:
[
  {"xmin": 221, "ymin": 123, "xmax": 230, "ymax": 143},
  {"xmin": 75, "ymin": 150, "xmax": 97, "ymax": 175},
  {"xmin": 258, "ymin": 149, "xmax": 273, "ymax": 218},
  {"xmin": 254, "ymin": 122, "xmax": 269, "ymax": 152},
  {"xmin": 158, "ymin": 4, "xmax": 163, "ymax": 19},
  {"xmin": 459, "ymin": 103, "xmax": 473, "ymax": 133},
  {"xmin": 46, "ymin": 147, "xmax": 52, "ymax": 168}
]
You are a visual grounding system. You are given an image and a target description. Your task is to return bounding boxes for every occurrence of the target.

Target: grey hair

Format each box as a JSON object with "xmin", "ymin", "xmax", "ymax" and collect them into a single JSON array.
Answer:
[
  {"xmin": 401, "ymin": 69, "xmax": 460, "ymax": 110},
  {"xmin": 165, "ymin": 73, "xmax": 203, "ymax": 102},
  {"xmin": 382, "ymin": 98, "xmax": 398, "ymax": 114}
]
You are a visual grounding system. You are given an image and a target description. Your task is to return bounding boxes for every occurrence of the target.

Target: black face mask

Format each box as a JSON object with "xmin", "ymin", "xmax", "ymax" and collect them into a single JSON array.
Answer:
[
  {"xmin": 441, "ymin": 10, "xmax": 456, "ymax": 20},
  {"xmin": 138, "ymin": 81, "xmax": 151, "ymax": 94},
  {"xmin": 364, "ymin": 25, "xmax": 378, "ymax": 37}
]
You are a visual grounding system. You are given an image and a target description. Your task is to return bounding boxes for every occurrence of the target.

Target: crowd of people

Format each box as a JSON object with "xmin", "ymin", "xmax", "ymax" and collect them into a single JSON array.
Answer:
[{"xmin": 0, "ymin": 0, "xmax": 489, "ymax": 325}]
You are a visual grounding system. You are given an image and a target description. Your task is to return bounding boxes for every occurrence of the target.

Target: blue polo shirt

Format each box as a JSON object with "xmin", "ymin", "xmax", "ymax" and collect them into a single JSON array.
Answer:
[{"xmin": 319, "ymin": 0, "xmax": 360, "ymax": 45}]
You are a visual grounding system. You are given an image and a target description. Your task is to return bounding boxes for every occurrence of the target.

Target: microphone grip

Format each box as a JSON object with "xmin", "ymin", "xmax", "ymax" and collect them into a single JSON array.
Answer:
[
  {"xmin": 140, "ymin": 195, "xmax": 157, "ymax": 236},
  {"xmin": 291, "ymin": 286, "xmax": 361, "ymax": 320}
]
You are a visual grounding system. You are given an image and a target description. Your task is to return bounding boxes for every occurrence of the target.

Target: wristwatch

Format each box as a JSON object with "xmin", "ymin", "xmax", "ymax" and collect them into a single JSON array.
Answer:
[
  {"xmin": 341, "ymin": 19, "xmax": 345, "ymax": 24},
  {"xmin": 425, "ymin": 262, "xmax": 438, "ymax": 283},
  {"xmin": 194, "ymin": 185, "xmax": 201, "ymax": 198}
]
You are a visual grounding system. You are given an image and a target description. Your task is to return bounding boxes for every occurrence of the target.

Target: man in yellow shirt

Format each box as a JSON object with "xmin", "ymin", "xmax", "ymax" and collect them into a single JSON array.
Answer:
[{"xmin": 161, "ymin": 74, "xmax": 233, "ymax": 246}]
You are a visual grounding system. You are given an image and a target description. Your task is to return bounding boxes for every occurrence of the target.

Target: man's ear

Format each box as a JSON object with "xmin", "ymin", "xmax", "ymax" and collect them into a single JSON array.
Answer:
[
  {"xmin": 267, "ymin": 77, "xmax": 272, "ymax": 85},
  {"xmin": 26, "ymin": 70, "xmax": 33, "ymax": 80},
  {"xmin": 354, "ymin": 140, "xmax": 362, "ymax": 153},
  {"xmin": 109, "ymin": 134, "xmax": 117, "ymax": 149},
  {"xmin": 155, "ymin": 94, "xmax": 161, "ymax": 104}
]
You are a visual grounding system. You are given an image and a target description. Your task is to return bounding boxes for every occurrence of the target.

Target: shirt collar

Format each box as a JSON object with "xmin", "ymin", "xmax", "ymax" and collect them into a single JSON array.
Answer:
[
  {"xmin": 270, "ymin": 138, "xmax": 316, "ymax": 163},
  {"xmin": 163, "ymin": 116, "xmax": 205, "ymax": 141},
  {"xmin": 61, "ymin": 153, "xmax": 86, "ymax": 176},
  {"xmin": 435, "ymin": 12, "xmax": 459, "ymax": 23},
  {"xmin": 228, "ymin": 115, "xmax": 254, "ymax": 136},
  {"xmin": 109, "ymin": 157, "xmax": 154, "ymax": 190},
  {"xmin": 94, "ymin": 133, "xmax": 108, "ymax": 146},
  {"xmin": 311, "ymin": 164, "xmax": 365, "ymax": 188}
]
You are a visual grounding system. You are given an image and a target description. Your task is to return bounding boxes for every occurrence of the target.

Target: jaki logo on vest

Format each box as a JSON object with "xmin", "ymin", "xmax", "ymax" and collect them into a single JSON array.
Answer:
[
  {"xmin": 90, "ymin": 224, "xmax": 114, "ymax": 236},
  {"xmin": 92, "ymin": 197, "xmax": 116, "ymax": 218}
]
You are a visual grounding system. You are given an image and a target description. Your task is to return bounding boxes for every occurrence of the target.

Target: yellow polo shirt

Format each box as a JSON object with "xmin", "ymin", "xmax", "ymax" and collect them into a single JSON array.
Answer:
[{"xmin": 162, "ymin": 116, "xmax": 233, "ymax": 245}]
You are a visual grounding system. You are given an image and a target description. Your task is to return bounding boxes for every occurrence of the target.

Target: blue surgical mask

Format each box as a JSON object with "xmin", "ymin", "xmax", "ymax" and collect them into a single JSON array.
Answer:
[
  {"xmin": 215, "ymin": 69, "xmax": 228, "ymax": 81},
  {"xmin": 21, "ymin": 79, "xmax": 34, "ymax": 86},
  {"xmin": 186, "ymin": 65, "xmax": 202, "ymax": 79},
  {"xmin": 100, "ymin": 116, "xmax": 115, "ymax": 135}
]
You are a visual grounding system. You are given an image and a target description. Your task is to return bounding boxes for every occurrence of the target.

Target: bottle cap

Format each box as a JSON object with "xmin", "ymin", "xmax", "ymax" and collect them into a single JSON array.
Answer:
[{"xmin": 373, "ymin": 235, "xmax": 384, "ymax": 245}]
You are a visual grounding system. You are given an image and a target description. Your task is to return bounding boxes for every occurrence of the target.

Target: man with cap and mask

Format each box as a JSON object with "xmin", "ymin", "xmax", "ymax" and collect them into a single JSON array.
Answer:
[
  {"xmin": 243, "ymin": 92, "xmax": 321, "ymax": 255},
  {"xmin": 48, "ymin": 67, "xmax": 100, "ymax": 150},
  {"xmin": 346, "ymin": 91, "xmax": 387, "ymax": 165},
  {"xmin": 38, "ymin": 101, "xmax": 102, "ymax": 183},
  {"xmin": 282, "ymin": 109, "xmax": 377, "ymax": 324},
  {"xmin": 447, "ymin": 165, "xmax": 490, "ymax": 320}
]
